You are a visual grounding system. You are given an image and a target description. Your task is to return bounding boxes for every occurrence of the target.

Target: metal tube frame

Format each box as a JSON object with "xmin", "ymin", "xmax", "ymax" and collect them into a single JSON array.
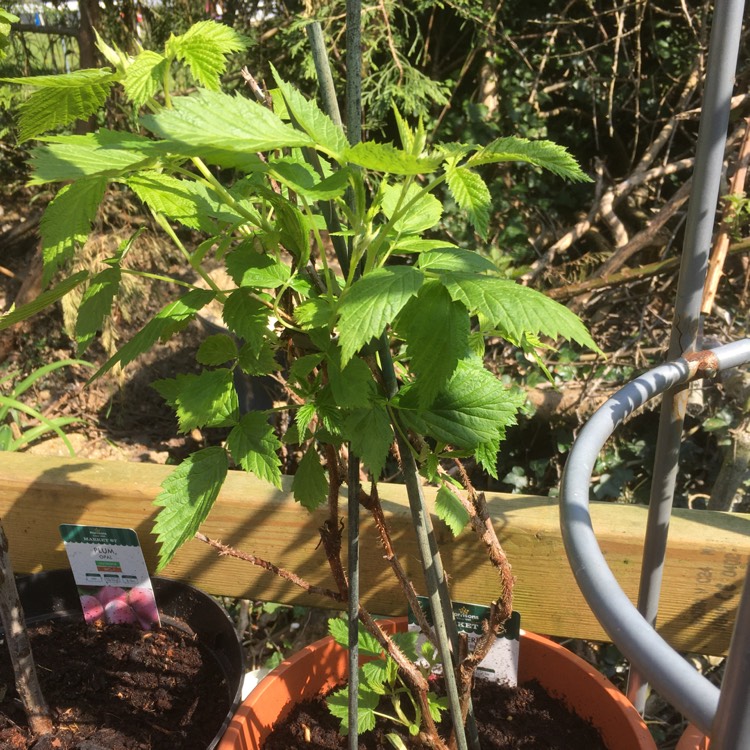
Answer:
[{"xmin": 560, "ymin": 339, "xmax": 750, "ymax": 746}]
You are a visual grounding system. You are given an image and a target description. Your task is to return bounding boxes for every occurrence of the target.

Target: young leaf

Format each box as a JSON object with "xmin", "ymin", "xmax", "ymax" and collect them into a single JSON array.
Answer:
[
  {"xmin": 226, "ymin": 412, "xmax": 282, "ymax": 487},
  {"xmin": 40, "ymin": 176, "xmax": 107, "ymax": 285},
  {"xmin": 327, "ymin": 684, "xmax": 379, "ymax": 734},
  {"xmin": 345, "ymin": 142, "xmax": 442, "ymax": 175},
  {"xmin": 439, "ymin": 274, "xmax": 599, "ymax": 352},
  {"xmin": 445, "ymin": 166, "xmax": 491, "ymax": 238},
  {"xmin": 436, "ymin": 485, "xmax": 470, "ymax": 537},
  {"xmin": 153, "ymin": 446, "xmax": 229, "ymax": 570},
  {"xmin": 222, "ymin": 289, "xmax": 271, "ymax": 346},
  {"xmin": 394, "ymin": 359, "xmax": 524, "ymax": 450},
  {"xmin": 30, "ymin": 131, "xmax": 161, "ymax": 184},
  {"xmin": 344, "ymin": 404, "xmax": 394, "ymax": 481},
  {"xmin": 292, "ymin": 445, "xmax": 328, "ymax": 510},
  {"xmin": 124, "ymin": 50, "xmax": 168, "ymax": 106},
  {"xmin": 75, "ymin": 266, "xmax": 121, "ymax": 352},
  {"xmin": 91, "ymin": 288, "xmax": 215, "ymax": 379},
  {"xmin": 381, "ymin": 182, "xmax": 442, "ymax": 235},
  {"xmin": 2, "ymin": 69, "xmax": 117, "ymax": 142},
  {"xmin": 270, "ymin": 68, "xmax": 349, "ymax": 157},
  {"xmin": 225, "ymin": 241, "xmax": 291, "ymax": 289},
  {"xmin": 337, "ymin": 266, "xmax": 424, "ymax": 364},
  {"xmin": 328, "ymin": 618, "xmax": 383, "ymax": 658},
  {"xmin": 396, "ymin": 281, "xmax": 470, "ymax": 408},
  {"xmin": 196, "ymin": 334, "xmax": 238, "ymax": 365},
  {"xmin": 153, "ymin": 368, "xmax": 238, "ymax": 432},
  {"xmin": 467, "ymin": 136, "xmax": 591, "ymax": 182},
  {"xmin": 141, "ymin": 91, "xmax": 313, "ymax": 155},
  {"xmin": 167, "ymin": 20, "xmax": 248, "ymax": 91}
]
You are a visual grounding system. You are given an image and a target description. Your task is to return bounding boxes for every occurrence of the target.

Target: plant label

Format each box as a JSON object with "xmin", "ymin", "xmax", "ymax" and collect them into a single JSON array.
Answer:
[
  {"xmin": 409, "ymin": 597, "xmax": 521, "ymax": 686},
  {"xmin": 59, "ymin": 524, "xmax": 161, "ymax": 631}
]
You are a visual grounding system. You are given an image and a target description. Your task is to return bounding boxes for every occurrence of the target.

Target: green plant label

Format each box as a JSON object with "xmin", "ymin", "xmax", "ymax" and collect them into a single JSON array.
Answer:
[
  {"xmin": 60, "ymin": 524, "xmax": 160, "ymax": 631},
  {"xmin": 409, "ymin": 597, "xmax": 520, "ymax": 686}
]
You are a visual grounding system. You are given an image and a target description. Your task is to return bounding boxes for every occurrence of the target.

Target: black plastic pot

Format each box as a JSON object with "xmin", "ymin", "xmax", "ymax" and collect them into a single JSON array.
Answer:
[{"xmin": 13, "ymin": 569, "xmax": 244, "ymax": 750}]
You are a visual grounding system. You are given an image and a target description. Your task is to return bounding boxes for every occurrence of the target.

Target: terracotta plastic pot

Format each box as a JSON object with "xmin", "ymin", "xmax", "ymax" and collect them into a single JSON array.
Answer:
[
  {"xmin": 218, "ymin": 617, "xmax": 655, "ymax": 750},
  {"xmin": 676, "ymin": 724, "xmax": 710, "ymax": 749},
  {"xmin": 14, "ymin": 569, "xmax": 244, "ymax": 750}
]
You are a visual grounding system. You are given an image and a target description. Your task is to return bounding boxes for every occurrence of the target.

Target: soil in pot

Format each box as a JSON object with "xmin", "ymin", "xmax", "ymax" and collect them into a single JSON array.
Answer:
[
  {"xmin": 263, "ymin": 676, "xmax": 608, "ymax": 750},
  {"xmin": 0, "ymin": 618, "xmax": 233, "ymax": 749}
]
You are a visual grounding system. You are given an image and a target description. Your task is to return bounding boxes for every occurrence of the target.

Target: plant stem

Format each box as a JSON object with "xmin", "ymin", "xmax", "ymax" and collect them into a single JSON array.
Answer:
[{"xmin": 0, "ymin": 524, "xmax": 53, "ymax": 737}]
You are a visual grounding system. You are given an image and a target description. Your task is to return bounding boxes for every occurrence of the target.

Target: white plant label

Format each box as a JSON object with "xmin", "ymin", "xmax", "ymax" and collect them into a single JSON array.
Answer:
[{"xmin": 60, "ymin": 524, "xmax": 160, "ymax": 630}]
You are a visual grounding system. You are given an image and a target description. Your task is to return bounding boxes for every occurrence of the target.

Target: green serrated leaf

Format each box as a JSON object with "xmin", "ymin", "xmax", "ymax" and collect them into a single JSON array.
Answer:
[
  {"xmin": 30, "ymin": 130, "xmax": 161, "ymax": 184},
  {"xmin": 292, "ymin": 445, "xmax": 328, "ymax": 510},
  {"xmin": 467, "ymin": 136, "xmax": 591, "ymax": 182},
  {"xmin": 436, "ymin": 485, "xmax": 470, "ymax": 537},
  {"xmin": 327, "ymin": 683, "xmax": 379, "ymax": 734},
  {"xmin": 381, "ymin": 182, "xmax": 442, "ymax": 235},
  {"xmin": 127, "ymin": 172, "xmax": 214, "ymax": 231},
  {"xmin": 153, "ymin": 446, "xmax": 228, "ymax": 570},
  {"xmin": 40, "ymin": 176, "xmax": 107, "ymax": 285},
  {"xmin": 153, "ymin": 368, "xmax": 238, "ymax": 432},
  {"xmin": 338, "ymin": 266, "xmax": 424, "ymax": 364},
  {"xmin": 2, "ymin": 69, "xmax": 117, "ymax": 142},
  {"xmin": 328, "ymin": 352, "xmax": 375, "ymax": 408},
  {"xmin": 395, "ymin": 359, "xmax": 524, "ymax": 449},
  {"xmin": 345, "ymin": 142, "xmax": 442, "ymax": 175},
  {"xmin": 295, "ymin": 297, "xmax": 334, "ymax": 331},
  {"xmin": 271, "ymin": 67, "xmax": 349, "ymax": 157},
  {"xmin": 295, "ymin": 401, "xmax": 317, "ymax": 438},
  {"xmin": 225, "ymin": 241, "xmax": 291, "ymax": 289},
  {"xmin": 91, "ymin": 289, "xmax": 215, "ymax": 380},
  {"xmin": 328, "ymin": 618, "xmax": 383, "ymax": 658},
  {"xmin": 344, "ymin": 404, "xmax": 394, "ymax": 481},
  {"xmin": 196, "ymin": 334, "xmax": 238, "ymax": 365},
  {"xmin": 475, "ymin": 438, "xmax": 500, "ymax": 479},
  {"xmin": 142, "ymin": 91, "xmax": 313, "ymax": 155},
  {"xmin": 226, "ymin": 412, "xmax": 282, "ymax": 487},
  {"xmin": 418, "ymin": 247, "xmax": 497, "ymax": 274},
  {"xmin": 445, "ymin": 166, "xmax": 491, "ymax": 238},
  {"xmin": 75, "ymin": 266, "xmax": 121, "ymax": 352},
  {"xmin": 237, "ymin": 340, "xmax": 277, "ymax": 376},
  {"xmin": 221, "ymin": 288, "xmax": 271, "ymax": 346},
  {"xmin": 124, "ymin": 50, "xmax": 168, "ymax": 106},
  {"xmin": 439, "ymin": 274, "xmax": 599, "ymax": 352},
  {"xmin": 270, "ymin": 158, "xmax": 351, "ymax": 200},
  {"xmin": 391, "ymin": 630, "xmax": 419, "ymax": 661},
  {"xmin": 396, "ymin": 281, "xmax": 470, "ymax": 408},
  {"xmin": 168, "ymin": 20, "xmax": 248, "ymax": 91},
  {"xmin": 0, "ymin": 271, "xmax": 88, "ymax": 332}
]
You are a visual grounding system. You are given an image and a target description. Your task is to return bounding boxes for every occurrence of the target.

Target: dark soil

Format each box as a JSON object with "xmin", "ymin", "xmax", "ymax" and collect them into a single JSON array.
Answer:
[
  {"xmin": 263, "ymin": 677, "xmax": 607, "ymax": 750},
  {"xmin": 0, "ymin": 619, "xmax": 232, "ymax": 749}
]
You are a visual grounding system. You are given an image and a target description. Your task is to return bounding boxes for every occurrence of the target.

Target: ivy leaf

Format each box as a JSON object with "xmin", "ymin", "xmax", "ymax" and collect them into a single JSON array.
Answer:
[
  {"xmin": 30, "ymin": 131, "xmax": 160, "ymax": 184},
  {"xmin": 2, "ymin": 69, "xmax": 117, "ymax": 142},
  {"xmin": 75, "ymin": 266, "xmax": 121, "ymax": 352},
  {"xmin": 381, "ymin": 182, "xmax": 442, "ymax": 235},
  {"xmin": 124, "ymin": 50, "xmax": 168, "ymax": 106},
  {"xmin": 467, "ymin": 136, "xmax": 591, "ymax": 182},
  {"xmin": 345, "ymin": 142, "xmax": 442, "ymax": 175},
  {"xmin": 225, "ymin": 241, "xmax": 291, "ymax": 289},
  {"xmin": 396, "ymin": 281, "xmax": 470, "ymax": 408},
  {"xmin": 153, "ymin": 368, "xmax": 238, "ymax": 432},
  {"xmin": 222, "ymin": 289, "xmax": 271, "ymax": 346},
  {"xmin": 167, "ymin": 20, "xmax": 248, "ymax": 91},
  {"xmin": 344, "ymin": 404, "xmax": 394, "ymax": 481},
  {"xmin": 292, "ymin": 445, "xmax": 328, "ymax": 510},
  {"xmin": 445, "ymin": 166, "xmax": 491, "ymax": 238},
  {"xmin": 153, "ymin": 446, "xmax": 228, "ymax": 571},
  {"xmin": 196, "ymin": 334, "xmax": 238, "ymax": 365},
  {"xmin": 141, "ymin": 91, "xmax": 313, "ymax": 155},
  {"xmin": 271, "ymin": 67, "xmax": 349, "ymax": 157},
  {"xmin": 394, "ymin": 359, "xmax": 524, "ymax": 450},
  {"xmin": 439, "ymin": 274, "xmax": 598, "ymax": 352},
  {"xmin": 418, "ymin": 247, "xmax": 497, "ymax": 274},
  {"xmin": 337, "ymin": 266, "xmax": 424, "ymax": 364},
  {"xmin": 436, "ymin": 485, "xmax": 470, "ymax": 537},
  {"xmin": 91, "ymin": 289, "xmax": 215, "ymax": 380},
  {"xmin": 226, "ymin": 412, "xmax": 282, "ymax": 487},
  {"xmin": 40, "ymin": 176, "xmax": 107, "ymax": 285}
]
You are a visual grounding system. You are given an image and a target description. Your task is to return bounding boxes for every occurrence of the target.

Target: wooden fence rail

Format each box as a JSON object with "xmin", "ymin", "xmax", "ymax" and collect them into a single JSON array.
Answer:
[{"xmin": 1, "ymin": 452, "xmax": 748, "ymax": 655}]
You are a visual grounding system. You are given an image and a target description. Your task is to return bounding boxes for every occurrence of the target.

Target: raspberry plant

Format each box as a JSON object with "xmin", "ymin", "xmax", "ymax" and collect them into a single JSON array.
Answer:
[{"xmin": 2, "ymin": 19, "xmax": 597, "ymax": 749}]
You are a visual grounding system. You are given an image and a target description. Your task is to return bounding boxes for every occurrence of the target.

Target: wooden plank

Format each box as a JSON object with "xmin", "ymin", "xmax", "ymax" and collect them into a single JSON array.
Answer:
[{"xmin": 1, "ymin": 452, "xmax": 748, "ymax": 655}]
